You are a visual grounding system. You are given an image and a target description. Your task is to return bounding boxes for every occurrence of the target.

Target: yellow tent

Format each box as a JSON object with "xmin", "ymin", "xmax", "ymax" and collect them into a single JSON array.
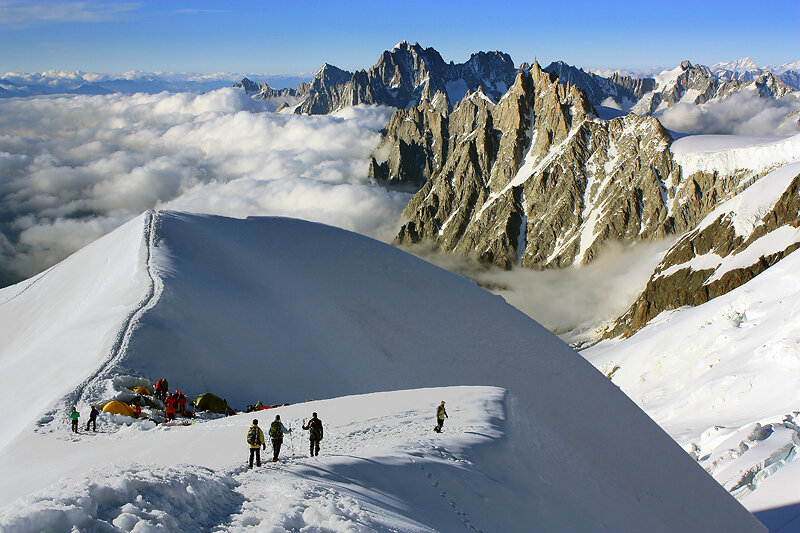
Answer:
[
  {"xmin": 131, "ymin": 386, "xmax": 151, "ymax": 396},
  {"xmin": 103, "ymin": 400, "xmax": 134, "ymax": 417}
]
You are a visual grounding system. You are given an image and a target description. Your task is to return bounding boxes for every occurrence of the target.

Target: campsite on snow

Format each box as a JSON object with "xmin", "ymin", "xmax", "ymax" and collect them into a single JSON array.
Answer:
[{"xmin": 2, "ymin": 3, "xmax": 800, "ymax": 530}]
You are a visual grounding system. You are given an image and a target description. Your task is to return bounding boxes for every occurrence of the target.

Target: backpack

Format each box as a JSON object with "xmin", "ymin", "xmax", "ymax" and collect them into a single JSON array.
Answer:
[
  {"xmin": 269, "ymin": 421, "xmax": 282, "ymax": 438},
  {"xmin": 247, "ymin": 425, "xmax": 260, "ymax": 446}
]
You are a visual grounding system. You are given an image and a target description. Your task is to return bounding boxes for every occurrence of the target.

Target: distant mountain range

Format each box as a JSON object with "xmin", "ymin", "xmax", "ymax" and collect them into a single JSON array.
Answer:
[
  {"xmin": 321, "ymin": 45, "xmax": 800, "ymax": 341},
  {"xmin": 232, "ymin": 46, "xmax": 799, "ymax": 118},
  {"xmin": 0, "ymin": 71, "xmax": 307, "ymax": 97},
  {"xmin": 235, "ymin": 40, "xmax": 517, "ymax": 114},
  {"xmin": 546, "ymin": 59, "xmax": 795, "ymax": 115}
]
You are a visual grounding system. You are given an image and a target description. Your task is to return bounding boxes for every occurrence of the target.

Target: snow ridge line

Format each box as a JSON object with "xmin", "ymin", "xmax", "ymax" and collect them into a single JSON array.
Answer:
[
  {"xmin": 38, "ymin": 210, "xmax": 164, "ymax": 431},
  {"xmin": 0, "ymin": 262, "xmax": 63, "ymax": 307}
]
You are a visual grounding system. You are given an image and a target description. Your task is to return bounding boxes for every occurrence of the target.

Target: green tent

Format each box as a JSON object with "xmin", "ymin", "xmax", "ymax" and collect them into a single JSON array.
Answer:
[{"xmin": 192, "ymin": 392, "xmax": 231, "ymax": 414}]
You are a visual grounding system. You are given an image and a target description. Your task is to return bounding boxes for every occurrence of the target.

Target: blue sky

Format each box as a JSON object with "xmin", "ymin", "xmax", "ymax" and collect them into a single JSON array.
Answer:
[{"xmin": 1, "ymin": 0, "xmax": 798, "ymax": 76}]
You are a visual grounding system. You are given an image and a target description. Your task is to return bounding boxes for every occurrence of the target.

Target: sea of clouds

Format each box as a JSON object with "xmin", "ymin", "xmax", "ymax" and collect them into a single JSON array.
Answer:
[
  {"xmin": 2, "ymin": 84, "xmax": 796, "ymax": 335},
  {"xmin": 0, "ymin": 88, "xmax": 409, "ymax": 286},
  {"xmin": 656, "ymin": 91, "xmax": 800, "ymax": 136}
]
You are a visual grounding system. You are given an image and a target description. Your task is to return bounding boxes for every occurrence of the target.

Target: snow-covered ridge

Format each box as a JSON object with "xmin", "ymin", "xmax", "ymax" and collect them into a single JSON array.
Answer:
[
  {"xmin": 691, "ymin": 160, "xmax": 800, "ymax": 240},
  {"xmin": 672, "ymin": 133, "xmax": 800, "ymax": 176},
  {"xmin": 0, "ymin": 211, "xmax": 763, "ymax": 531}
]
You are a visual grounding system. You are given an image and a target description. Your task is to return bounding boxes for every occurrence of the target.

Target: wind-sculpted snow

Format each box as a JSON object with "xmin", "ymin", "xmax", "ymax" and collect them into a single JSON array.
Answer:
[
  {"xmin": 0, "ymin": 464, "xmax": 243, "ymax": 532},
  {"xmin": 0, "ymin": 212, "xmax": 764, "ymax": 531},
  {"xmin": 671, "ymin": 134, "xmax": 800, "ymax": 177}
]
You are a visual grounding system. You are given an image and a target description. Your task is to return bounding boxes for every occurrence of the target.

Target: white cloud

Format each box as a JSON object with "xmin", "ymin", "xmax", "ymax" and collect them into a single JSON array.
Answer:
[
  {"xmin": 656, "ymin": 91, "xmax": 800, "ymax": 136},
  {"xmin": 404, "ymin": 239, "xmax": 673, "ymax": 339},
  {"xmin": 0, "ymin": 89, "xmax": 408, "ymax": 285},
  {"xmin": 0, "ymin": 1, "xmax": 141, "ymax": 27}
]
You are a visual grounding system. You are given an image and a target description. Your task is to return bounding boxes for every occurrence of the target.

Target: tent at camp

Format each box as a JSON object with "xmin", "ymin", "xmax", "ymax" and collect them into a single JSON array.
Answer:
[
  {"xmin": 102, "ymin": 401, "xmax": 133, "ymax": 417},
  {"xmin": 131, "ymin": 386, "xmax": 151, "ymax": 396},
  {"xmin": 192, "ymin": 393, "xmax": 231, "ymax": 414}
]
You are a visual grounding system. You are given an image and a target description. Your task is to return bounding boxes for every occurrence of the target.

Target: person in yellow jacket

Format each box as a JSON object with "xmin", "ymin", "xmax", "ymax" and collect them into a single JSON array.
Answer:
[
  {"xmin": 246, "ymin": 419, "xmax": 266, "ymax": 468},
  {"xmin": 434, "ymin": 401, "xmax": 448, "ymax": 433}
]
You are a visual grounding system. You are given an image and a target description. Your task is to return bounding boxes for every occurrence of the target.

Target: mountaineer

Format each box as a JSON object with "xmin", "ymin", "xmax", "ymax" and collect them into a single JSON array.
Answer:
[
  {"xmin": 269, "ymin": 414, "xmax": 292, "ymax": 461},
  {"xmin": 434, "ymin": 401, "xmax": 448, "ymax": 433},
  {"xmin": 302, "ymin": 412, "xmax": 323, "ymax": 456},
  {"xmin": 246, "ymin": 419, "xmax": 266, "ymax": 468},
  {"xmin": 86, "ymin": 406, "xmax": 99, "ymax": 432},
  {"xmin": 70, "ymin": 407, "xmax": 80, "ymax": 433}
]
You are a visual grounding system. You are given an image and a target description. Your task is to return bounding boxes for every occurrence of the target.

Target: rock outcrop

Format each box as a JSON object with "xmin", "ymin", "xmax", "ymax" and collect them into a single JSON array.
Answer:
[
  {"xmin": 544, "ymin": 61, "xmax": 654, "ymax": 109},
  {"xmin": 609, "ymin": 163, "xmax": 800, "ymax": 336}
]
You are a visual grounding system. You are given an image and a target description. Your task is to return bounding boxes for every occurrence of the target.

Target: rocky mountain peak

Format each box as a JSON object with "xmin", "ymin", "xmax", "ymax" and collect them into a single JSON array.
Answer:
[
  {"xmin": 311, "ymin": 63, "xmax": 352, "ymax": 89},
  {"xmin": 234, "ymin": 77, "xmax": 261, "ymax": 94},
  {"xmin": 287, "ymin": 43, "xmax": 518, "ymax": 115}
]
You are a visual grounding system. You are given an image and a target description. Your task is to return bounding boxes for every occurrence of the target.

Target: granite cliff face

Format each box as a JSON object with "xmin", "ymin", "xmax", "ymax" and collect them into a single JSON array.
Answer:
[
  {"xmin": 382, "ymin": 62, "xmax": 762, "ymax": 270},
  {"xmin": 544, "ymin": 61, "xmax": 654, "ymax": 109}
]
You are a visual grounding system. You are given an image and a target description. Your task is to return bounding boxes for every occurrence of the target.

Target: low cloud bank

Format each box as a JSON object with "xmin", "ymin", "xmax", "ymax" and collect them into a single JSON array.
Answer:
[
  {"xmin": 406, "ymin": 239, "xmax": 673, "ymax": 337},
  {"xmin": 656, "ymin": 91, "xmax": 800, "ymax": 136},
  {"xmin": 0, "ymin": 89, "xmax": 407, "ymax": 286}
]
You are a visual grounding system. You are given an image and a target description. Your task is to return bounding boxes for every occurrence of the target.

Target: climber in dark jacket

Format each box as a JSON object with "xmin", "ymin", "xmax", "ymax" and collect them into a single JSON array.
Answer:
[
  {"xmin": 86, "ymin": 406, "xmax": 99, "ymax": 432},
  {"xmin": 302, "ymin": 412, "xmax": 323, "ymax": 456}
]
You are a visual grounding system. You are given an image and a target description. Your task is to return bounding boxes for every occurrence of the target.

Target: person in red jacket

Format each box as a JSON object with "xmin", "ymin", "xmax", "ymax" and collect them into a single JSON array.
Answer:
[
  {"xmin": 165, "ymin": 393, "xmax": 176, "ymax": 420},
  {"xmin": 177, "ymin": 392, "xmax": 187, "ymax": 415},
  {"xmin": 155, "ymin": 379, "xmax": 168, "ymax": 401}
]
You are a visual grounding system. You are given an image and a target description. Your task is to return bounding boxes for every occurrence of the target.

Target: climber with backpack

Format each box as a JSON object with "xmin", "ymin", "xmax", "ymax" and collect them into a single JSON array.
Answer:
[
  {"xmin": 302, "ymin": 412, "xmax": 323, "ymax": 457},
  {"xmin": 269, "ymin": 414, "xmax": 291, "ymax": 462},
  {"xmin": 246, "ymin": 419, "xmax": 266, "ymax": 468}
]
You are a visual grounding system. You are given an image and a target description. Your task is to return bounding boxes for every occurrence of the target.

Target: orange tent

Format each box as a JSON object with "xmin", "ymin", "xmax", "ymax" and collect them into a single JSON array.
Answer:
[{"xmin": 102, "ymin": 400, "xmax": 134, "ymax": 417}]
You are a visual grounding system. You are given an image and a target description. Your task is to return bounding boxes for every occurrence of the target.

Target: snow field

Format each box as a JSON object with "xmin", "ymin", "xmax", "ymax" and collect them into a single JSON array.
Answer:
[
  {"xmin": 671, "ymin": 133, "xmax": 800, "ymax": 177},
  {"xmin": 0, "ymin": 386, "xmax": 501, "ymax": 532},
  {"xmin": 0, "ymin": 213, "xmax": 151, "ymax": 453},
  {"xmin": 583, "ymin": 248, "xmax": 800, "ymax": 520}
]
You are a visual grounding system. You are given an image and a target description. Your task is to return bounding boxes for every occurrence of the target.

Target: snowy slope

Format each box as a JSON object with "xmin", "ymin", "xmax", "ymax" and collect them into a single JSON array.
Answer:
[
  {"xmin": 671, "ymin": 133, "xmax": 800, "ymax": 176},
  {"xmin": 0, "ymin": 211, "xmax": 763, "ymax": 531},
  {"xmin": 583, "ymin": 248, "xmax": 800, "ymax": 529},
  {"xmin": 0, "ymin": 214, "xmax": 152, "ymax": 453},
  {"xmin": 0, "ymin": 386, "xmax": 513, "ymax": 531}
]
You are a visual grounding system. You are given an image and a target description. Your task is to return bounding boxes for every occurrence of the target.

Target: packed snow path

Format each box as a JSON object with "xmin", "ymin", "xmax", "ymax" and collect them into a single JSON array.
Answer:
[
  {"xmin": 0, "ymin": 212, "xmax": 764, "ymax": 531},
  {"xmin": 0, "ymin": 387, "xmax": 524, "ymax": 531}
]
